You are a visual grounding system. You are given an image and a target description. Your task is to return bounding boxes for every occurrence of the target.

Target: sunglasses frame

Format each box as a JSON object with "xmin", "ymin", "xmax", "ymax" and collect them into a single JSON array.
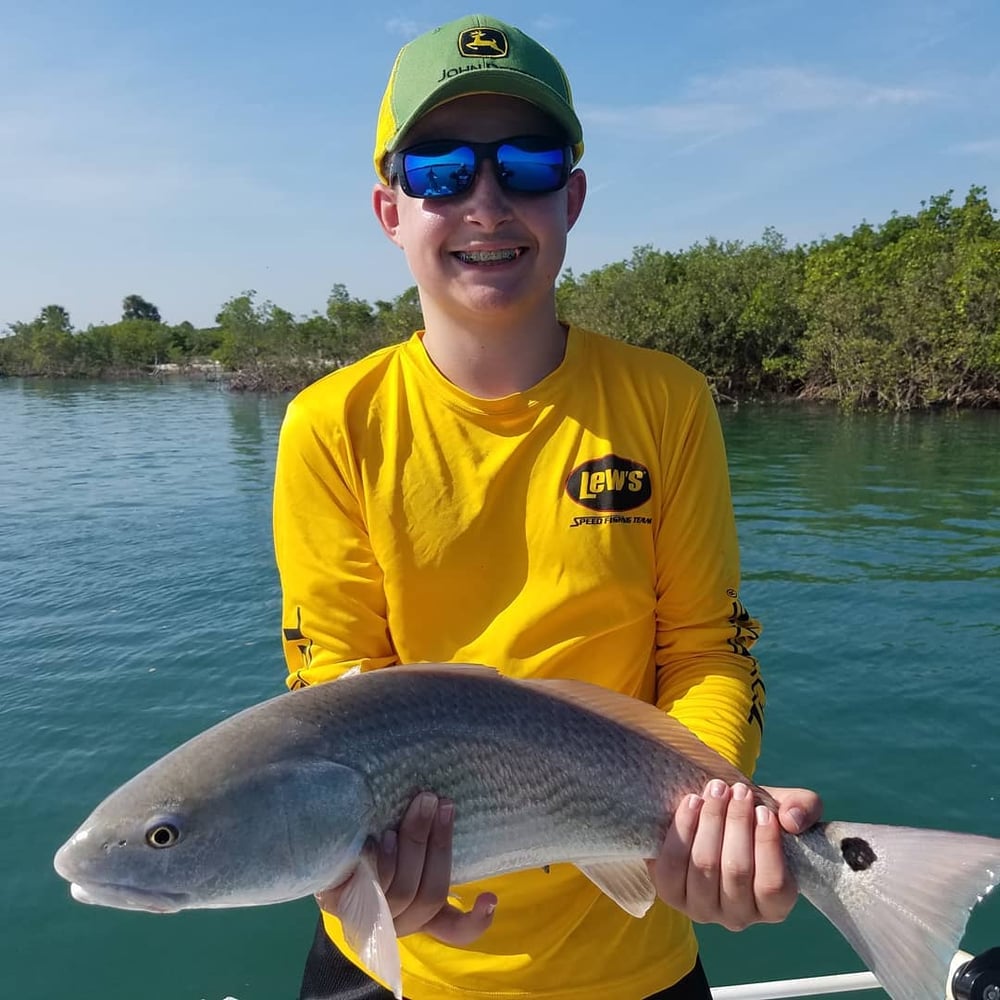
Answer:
[{"xmin": 388, "ymin": 135, "xmax": 573, "ymax": 200}]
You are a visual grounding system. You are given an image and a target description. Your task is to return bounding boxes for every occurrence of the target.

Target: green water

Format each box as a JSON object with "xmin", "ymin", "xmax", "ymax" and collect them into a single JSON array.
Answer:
[{"xmin": 2, "ymin": 378, "xmax": 998, "ymax": 999}]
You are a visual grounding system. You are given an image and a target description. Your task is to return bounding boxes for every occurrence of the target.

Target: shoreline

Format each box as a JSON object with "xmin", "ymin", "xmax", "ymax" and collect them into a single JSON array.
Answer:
[{"xmin": 4, "ymin": 366, "xmax": 999, "ymax": 410}]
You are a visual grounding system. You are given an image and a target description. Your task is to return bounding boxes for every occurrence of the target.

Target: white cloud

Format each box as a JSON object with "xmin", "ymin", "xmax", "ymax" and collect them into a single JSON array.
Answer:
[
  {"xmin": 384, "ymin": 17, "xmax": 426, "ymax": 39},
  {"xmin": 529, "ymin": 15, "xmax": 573, "ymax": 32},
  {"xmin": 583, "ymin": 66, "xmax": 936, "ymax": 142},
  {"xmin": 689, "ymin": 67, "xmax": 936, "ymax": 111}
]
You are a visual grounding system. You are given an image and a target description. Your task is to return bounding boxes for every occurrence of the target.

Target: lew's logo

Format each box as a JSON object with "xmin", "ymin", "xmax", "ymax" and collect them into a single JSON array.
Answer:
[
  {"xmin": 458, "ymin": 27, "xmax": 509, "ymax": 57},
  {"xmin": 566, "ymin": 455, "xmax": 652, "ymax": 512}
]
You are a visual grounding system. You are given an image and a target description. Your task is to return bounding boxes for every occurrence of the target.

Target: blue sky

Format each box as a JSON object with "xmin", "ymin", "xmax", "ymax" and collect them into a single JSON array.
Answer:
[{"xmin": 3, "ymin": 0, "xmax": 999, "ymax": 330}]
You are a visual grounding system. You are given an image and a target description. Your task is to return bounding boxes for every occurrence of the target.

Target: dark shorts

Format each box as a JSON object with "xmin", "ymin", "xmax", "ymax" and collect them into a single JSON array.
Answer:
[{"xmin": 299, "ymin": 917, "xmax": 712, "ymax": 1000}]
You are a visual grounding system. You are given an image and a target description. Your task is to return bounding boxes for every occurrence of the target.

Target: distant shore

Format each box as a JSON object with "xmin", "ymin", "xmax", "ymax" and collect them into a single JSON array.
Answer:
[{"xmin": 4, "ymin": 187, "xmax": 999, "ymax": 410}]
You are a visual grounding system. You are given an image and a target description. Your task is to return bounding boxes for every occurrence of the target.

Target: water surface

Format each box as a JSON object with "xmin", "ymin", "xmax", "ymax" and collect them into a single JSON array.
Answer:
[{"xmin": 2, "ymin": 379, "xmax": 997, "ymax": 999}]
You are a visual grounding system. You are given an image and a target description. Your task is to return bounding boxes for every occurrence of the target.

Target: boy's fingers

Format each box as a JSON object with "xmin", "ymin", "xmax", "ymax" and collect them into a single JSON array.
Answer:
[
  {"xmin": 751, "ymin": 805, "xmax": 798, "ymax": 922},
  {"xmin": 651, "ymin": 792, "xmax": 703, "ymax": 909},
  {"xmin": 384, "ymin": 793, "xmax": 438, "ymax": 914},
  {"xmin": 684, "ymin": 779, "xmax": 729, "ymax": 922},
  {"xmin": 717, "ymin": 782, "xmax": 758, "ymax": 930},
  {"xmin": 765, "ymin": 786, "xmax": 823, "ymax": 835},
  {"xmin": 394, "ymin": 799, "xmax": 456, "ymax": 935},
  {"xmin": 423, "ymin": 893, "xmax": 498, "ymax": 946},
  {"xmin": 376, "ymin": 829, "xmax": 397, "ymax": 888}
]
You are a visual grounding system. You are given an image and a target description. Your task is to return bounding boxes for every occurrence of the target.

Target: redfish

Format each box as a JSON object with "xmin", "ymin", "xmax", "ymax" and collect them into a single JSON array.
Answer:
[{"xmin": 54, "ymin": 665, "xmax": 1000, "ymax": 1000}]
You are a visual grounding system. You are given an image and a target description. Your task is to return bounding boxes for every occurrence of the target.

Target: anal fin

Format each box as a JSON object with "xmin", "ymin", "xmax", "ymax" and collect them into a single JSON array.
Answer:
[
  {"xmin": 337, "ymin": 853, "xmax": 402, "ymax": 999},
  {"xmin": 576, "ymin": 859, "xmax": 657, "ymax": 918}
]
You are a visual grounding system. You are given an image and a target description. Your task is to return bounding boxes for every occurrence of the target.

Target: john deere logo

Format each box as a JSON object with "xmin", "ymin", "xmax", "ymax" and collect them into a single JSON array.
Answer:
[
  {"xmin": 566, "ymin": 455, "xmax": 652, "ymax": 512},
  {"xmin": 458, "ymin": 27, "xmax": 509, "ymax": 58}
]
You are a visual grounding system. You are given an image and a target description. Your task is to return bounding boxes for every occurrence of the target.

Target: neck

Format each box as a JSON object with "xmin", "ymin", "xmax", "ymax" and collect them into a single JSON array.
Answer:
[{"xmin": 419, "ymin": 303, "xmax": 568, "ymax": 398}]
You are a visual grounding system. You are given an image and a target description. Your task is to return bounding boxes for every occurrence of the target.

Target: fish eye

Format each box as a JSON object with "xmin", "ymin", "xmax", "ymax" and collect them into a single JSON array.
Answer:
[{"xmin": 145, "ymin": 822, "xmax": 181, "ymax": 849}]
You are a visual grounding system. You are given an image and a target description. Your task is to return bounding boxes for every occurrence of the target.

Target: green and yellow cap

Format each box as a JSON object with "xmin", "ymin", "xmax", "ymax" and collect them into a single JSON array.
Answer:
[{"xmin": 373, "ymin": 14, "xmax": 584, "ymax": 183}]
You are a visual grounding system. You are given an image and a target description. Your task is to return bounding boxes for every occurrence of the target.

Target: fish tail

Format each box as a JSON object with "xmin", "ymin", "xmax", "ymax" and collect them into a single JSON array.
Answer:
[{"xmin": 789, "ymin": 821, "xmax": 1000, "ymax": 1000}]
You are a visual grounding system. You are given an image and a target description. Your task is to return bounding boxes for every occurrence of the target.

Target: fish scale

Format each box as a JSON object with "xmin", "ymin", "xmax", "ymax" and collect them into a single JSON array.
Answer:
[{"xmin": 327, "ymin": 669, "xmax": 689, "ymax": 875}]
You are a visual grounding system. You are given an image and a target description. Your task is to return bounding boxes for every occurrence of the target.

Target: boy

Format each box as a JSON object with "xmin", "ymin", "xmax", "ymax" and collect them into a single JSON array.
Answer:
[{"xmin": 273, "ymin": 13, "xmax": 820, "ymax": 1000}]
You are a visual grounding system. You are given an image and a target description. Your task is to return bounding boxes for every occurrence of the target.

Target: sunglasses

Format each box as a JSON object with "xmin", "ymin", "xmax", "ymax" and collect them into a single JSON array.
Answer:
[{"xmin": 388, "ymin": 135, "xmax": 572, "ymax": 200}]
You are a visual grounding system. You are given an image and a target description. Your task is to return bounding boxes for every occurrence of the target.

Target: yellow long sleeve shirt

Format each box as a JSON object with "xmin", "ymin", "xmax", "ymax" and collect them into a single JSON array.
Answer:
[{"xmin": 273, "ymin": 326, "xmax": 764, "ymax": 1000}]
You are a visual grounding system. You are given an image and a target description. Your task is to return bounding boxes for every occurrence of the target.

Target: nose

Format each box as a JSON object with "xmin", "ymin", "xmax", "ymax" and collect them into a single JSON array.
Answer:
[{"xmin": 462, "ymin": 159, "xmax": 513, "ymax": 229}]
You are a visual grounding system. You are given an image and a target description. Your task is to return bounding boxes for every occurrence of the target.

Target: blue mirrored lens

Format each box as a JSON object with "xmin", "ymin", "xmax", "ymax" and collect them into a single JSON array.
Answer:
[
  {"xmin": 496, "ymin": 144, "xmax": 568, "ymax": 192},
  {"xmin": 402, "ymin": 145, "xmax": 476, "ymax": 198}
]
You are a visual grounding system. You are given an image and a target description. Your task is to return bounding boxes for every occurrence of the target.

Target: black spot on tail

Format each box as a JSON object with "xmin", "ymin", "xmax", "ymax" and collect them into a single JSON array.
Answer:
[{"xmin": 841, "ymin": 836, "xmax": 877, "ymax": 871}]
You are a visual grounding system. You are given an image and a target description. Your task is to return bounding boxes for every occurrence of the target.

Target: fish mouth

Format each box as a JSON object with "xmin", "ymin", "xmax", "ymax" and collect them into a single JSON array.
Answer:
[
  {"xmin": 67, "ymin": 879, "xmax": 188, "ymax": 913},
  {"xmin": 56, "ymin": 845, "xmax": 187, "ymax": 913}
]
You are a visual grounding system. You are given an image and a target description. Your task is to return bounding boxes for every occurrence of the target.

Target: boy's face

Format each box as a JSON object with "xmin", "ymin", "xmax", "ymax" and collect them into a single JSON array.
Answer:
[{"xmin": 373, "ymin": 94, "xmax": 586, "ymax": 329}]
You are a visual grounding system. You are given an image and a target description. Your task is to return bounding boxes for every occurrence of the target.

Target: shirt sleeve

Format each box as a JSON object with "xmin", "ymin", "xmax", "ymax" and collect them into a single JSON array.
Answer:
[
  {"xmin": 653, "ymin": 378, "xmax": 764, "ymax": 776},
  {"xmin": 272, "ymin": 395, "xmax": 397, "ymax": 689}
]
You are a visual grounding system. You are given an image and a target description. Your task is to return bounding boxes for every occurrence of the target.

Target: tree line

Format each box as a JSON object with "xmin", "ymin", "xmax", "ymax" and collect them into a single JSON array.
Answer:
[{"xmin": 3, "ymin": 187, "xmax": 998, "ymax": 409}]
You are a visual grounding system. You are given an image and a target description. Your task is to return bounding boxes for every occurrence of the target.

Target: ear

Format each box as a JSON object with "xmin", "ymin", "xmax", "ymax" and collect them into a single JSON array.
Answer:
[
  {"xmin": 373, "ymin": 183, "xmax": 404, "ymax": 248},
  {"xmin": 565, "ymin": 169, "xmax": 587, "ymax": 232}
]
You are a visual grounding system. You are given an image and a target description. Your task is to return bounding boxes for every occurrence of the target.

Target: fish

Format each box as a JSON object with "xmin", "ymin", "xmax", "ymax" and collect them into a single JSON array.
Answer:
[{"xmin": 54, "ymin": 663, "xmax": 1000, "ymax": 1000}]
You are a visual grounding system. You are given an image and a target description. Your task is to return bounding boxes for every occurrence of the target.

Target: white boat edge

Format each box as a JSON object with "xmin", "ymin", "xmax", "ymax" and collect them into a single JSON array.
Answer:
[{"xmin": 710, "ymin": 950, "xmax": 972, "ymax": 1000}]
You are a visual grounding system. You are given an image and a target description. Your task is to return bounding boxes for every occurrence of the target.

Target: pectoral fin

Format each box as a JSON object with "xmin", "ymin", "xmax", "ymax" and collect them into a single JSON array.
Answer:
[
  {"xmin": 337, "ymin": 853, "xmax": 402, "ymax": 999},
  {"xmin": 576, "ymin": 859, "xmax": 657, "ymax": 917}
]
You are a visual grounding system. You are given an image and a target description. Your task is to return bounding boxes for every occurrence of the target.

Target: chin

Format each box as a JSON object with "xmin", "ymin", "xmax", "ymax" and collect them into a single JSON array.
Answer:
[{"xmin": 452, "ymin": 274, "xmax": 545, "ymax": 315}]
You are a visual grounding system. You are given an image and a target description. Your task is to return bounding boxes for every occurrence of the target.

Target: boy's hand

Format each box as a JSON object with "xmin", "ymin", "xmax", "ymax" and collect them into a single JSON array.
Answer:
[
  {"xmin": 315, "ymin": 792, "xmax": 497, "ymax": 945},
  {"xmin": 649, "ymin": 782, "xmax": 822, "ymax": 931}
]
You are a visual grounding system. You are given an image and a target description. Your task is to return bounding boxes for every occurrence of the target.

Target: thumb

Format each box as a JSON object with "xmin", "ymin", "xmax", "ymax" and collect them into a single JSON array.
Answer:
[
  {"xmin": 763, "ymin": 786, "xmax": 823, "ymax": 834},
  {"xmin": 423, "ymin": 893, "xmax": 498, "ymax": 946}
]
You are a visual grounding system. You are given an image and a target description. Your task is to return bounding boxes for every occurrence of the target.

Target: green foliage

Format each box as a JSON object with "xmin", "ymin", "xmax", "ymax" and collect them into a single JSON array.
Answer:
[
  {"xmin": 557, "ymin": 246, "xmax": 681, "ymax": 351},
  {"xmin": 3, "ymin": 188, "xmax": 998, "ymax": 407},
  {"xmin": 374, "ymin": 286, "xmax": 425, "ymax": 347},
  {"xmin": 122, "ymin": 294, "xmax": 161, "ymax": 323},
  {"xmin": 281, "ymin": 283, "xmax": 387, "ymax": 366},
  {"xmin": 211, "ymin": 285, "xmax": 416, "ymax": 389},
  {"xmin": 96, "ymin": 319, "xmax": 174, "ymax": 367},
  {"xmin": 39, "ymin": 304, "xmax": 73, "ymax": 333},
  {"xmin": 2, "ymin": 305, "xmax": 78, "ymax": 375},
  {"xmin": 557, "ymin": 190, "xmax": 998, "ymax": 407},
  {"xmin": 558, "ymin": 232, "xmax": 806, "ymax": 395},
  {"xmin": 168, "ymin": 320, "xmax": 223, "ymax": 359},
  {"xmin": 800, "ymin": 188, "xmax": 1000, "ymax": 407},
  {"xmin": 0, "ymin": 302, "xmax": 215, "ymax": 377},
  {"xmin": 214, "ymin": 291, "xmax": 289, "ymax": 369}
]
